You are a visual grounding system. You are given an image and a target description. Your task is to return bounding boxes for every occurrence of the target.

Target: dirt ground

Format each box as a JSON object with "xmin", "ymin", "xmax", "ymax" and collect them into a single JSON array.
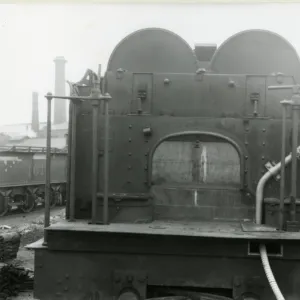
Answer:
[{"xmin": 0, "ymin": 207, "xmax": 65, "ymax": 300}]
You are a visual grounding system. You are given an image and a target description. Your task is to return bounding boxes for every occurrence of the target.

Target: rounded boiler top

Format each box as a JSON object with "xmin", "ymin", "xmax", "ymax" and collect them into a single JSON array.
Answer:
[
  {"xmin": 107, "ymin": 28, "xmax": 198, "ymax": 73},
  {"xmin": 210, "ymin": 29, "xmax": 300, "ymax": 80}
]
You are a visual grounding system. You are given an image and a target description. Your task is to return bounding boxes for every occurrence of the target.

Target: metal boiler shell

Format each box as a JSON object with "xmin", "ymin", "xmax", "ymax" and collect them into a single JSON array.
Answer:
[
  {"xmin": 107, "ymin": 28, "xmax": 198, "ymax": 73},
  {"xmin": 210, "ymin": 29, "xmax": 300, "ymax": 80}
]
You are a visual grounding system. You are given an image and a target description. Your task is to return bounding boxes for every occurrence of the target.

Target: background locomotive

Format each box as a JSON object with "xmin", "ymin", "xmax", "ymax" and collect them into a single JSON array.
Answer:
[
  {"xmin": 0, "ymin": 145, "xmax": 67, "ymax": 216},
  {"xmin": 29, "ymin": 28, "xmax": 300, "ymax": 300}
]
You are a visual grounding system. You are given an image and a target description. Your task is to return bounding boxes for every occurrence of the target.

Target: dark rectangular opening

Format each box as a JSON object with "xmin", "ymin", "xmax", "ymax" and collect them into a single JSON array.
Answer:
[{"xmin": 248, "ymin": 241, "xmax": 283, "ymax": 257}]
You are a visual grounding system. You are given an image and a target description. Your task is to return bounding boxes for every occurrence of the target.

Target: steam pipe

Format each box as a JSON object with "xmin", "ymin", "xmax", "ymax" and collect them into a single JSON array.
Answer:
[
  {"xmin": 256, "ymin": 150, "xmax": 296, "ymax": 224},
  {"xmin": 43, "ymin": 93, "xmax": 52, "ymax": 246},
  {"xmin": 255, "ymin": 153, "xmax": 293, "ymax": 300},
  {"xmin": 291, "ymin": 106, "xmax": 299, "ymax": 222}
]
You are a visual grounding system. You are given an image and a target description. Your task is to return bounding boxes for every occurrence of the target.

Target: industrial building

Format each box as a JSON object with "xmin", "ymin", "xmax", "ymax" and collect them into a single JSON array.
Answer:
[{"xmin": 0, "ymin": 57, "xmax": 68, "ymax": 149}]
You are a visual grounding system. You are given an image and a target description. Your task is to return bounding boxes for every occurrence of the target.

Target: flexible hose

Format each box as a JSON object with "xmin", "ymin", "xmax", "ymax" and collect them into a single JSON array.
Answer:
[
  {"xmin": 259, "ymin": 244, "xmax": 285, "ymax": 300},
  {"xmin": 254, "ymin": 148, "xmax": 300, "ymax": 300}
]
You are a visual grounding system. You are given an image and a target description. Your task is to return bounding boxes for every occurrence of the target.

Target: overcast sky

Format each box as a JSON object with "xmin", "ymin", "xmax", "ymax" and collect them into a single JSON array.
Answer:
[{"xmin": 1, "ymin": 3, "xmax": 300, "ymax": 126}]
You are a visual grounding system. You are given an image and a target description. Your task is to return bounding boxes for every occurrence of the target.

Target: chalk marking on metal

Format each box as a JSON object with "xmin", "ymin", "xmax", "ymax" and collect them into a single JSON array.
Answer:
[
  {"xmin": 201, "ymin": 146, "xmax": 208, "ymax": 183},
  {"xmin": 194, "ymin": 189, "xmax": 198, "ymax": 206}
]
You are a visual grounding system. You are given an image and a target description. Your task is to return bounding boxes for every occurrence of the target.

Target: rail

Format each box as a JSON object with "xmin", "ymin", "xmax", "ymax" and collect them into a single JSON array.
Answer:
[
  {"xmin": 43, "ymin": 65, "xmax": 111, "ymax": 246},
  {"xmin": 0, "ymin": 145, "xmax": 67, "ymax": 154}
]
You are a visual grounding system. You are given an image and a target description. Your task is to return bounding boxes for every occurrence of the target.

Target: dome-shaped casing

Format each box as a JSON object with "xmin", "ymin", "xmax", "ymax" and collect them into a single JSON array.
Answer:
[
  {"xmin": 210, "ymin": 29, "xmax": 300, "ymax": 80},
  {"xmin": 107, "ymin": 28, "xmax": 199, "ymax": 73}
]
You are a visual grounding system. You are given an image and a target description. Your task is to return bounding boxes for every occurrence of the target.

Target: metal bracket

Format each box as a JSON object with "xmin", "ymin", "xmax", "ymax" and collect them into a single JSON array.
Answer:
[
  {"xmin": 264, "ymin": 161, "xmax": 280, "ymax": 181},
  {"xmin": 250, "ymin": 92, "xmax": 260, "ymax": 116},
  {"xmin": 112, "ymin": 270, "xmax": 147, "ymax": 300}
]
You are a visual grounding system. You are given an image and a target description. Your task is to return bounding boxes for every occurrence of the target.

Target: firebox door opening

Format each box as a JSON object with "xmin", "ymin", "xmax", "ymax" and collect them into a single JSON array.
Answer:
[{"xmin": 151, "ymin": 135, "xmax": 241, "ymax": 188}]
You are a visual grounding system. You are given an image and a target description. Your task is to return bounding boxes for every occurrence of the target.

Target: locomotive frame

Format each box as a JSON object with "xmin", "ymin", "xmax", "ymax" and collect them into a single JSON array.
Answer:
[{"xmin": 29, "ymin": 28, "xmax": 300, "ymax": 300}]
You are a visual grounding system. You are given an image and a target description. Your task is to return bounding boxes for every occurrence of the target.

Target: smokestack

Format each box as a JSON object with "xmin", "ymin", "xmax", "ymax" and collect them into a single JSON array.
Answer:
[
  {"xmin": 54, "ymin": 56, "xmax": 67, "ymax": 125},
  {"xmin": 31, "ymin": 91, "xmax": 39, "ymax": 133}
]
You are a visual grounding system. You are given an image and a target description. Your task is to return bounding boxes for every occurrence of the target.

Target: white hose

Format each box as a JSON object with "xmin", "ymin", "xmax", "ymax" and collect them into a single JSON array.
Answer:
[
  {"xmin": 259, "ymin": 244, "xmax": 285, "ymax": 300},
  {"xmin": 254, "ymin": 148, "xmax": 300, "ymax": 300}
]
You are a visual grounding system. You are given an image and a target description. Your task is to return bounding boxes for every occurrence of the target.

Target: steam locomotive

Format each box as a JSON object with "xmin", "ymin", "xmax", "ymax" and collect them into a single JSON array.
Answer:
[
  {"xmin": 29, "ymin": 28, "xmax": 300, "ymax": 300},
  {"xmin": 0, "ymin": 145, "xmax": 67, "ymax": 216}
]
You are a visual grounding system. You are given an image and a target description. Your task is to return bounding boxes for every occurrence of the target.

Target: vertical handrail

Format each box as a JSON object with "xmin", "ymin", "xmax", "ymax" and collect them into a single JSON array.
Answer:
[
  {"xmin": 69, "ymin": 100, "xmax": 77, "ymax": 222},
  {"xmin": 91, "ymin": 65, "xmax": 101, "ymax": 224},
  {"xmin": 43, "ymin": 93, "xmax": 52, "ymax": 246},
  {"xmin": 291, "ymin": 99, "xmax": 300, "ymax": 222},
  {"xmin": 65, "ymin": 100, "xmax": 73, "ymax": 219},
  {"xmin": 91, "ymin": 101, "xmax": 99, "ymax": 223},
  {"xmin": 103, "ymin": 95, "xmax": 110, "ymax": 225},
  {"xmin": 279, "ymin": 101, "xmax": 289, "ymax": 230},
  {"xmin": 267, "ymin": 85, "xmax": 300, "ymax": 230},
  {"xmin": 44, "ymin": 71, "xmax": 111, "ymax": 226}
]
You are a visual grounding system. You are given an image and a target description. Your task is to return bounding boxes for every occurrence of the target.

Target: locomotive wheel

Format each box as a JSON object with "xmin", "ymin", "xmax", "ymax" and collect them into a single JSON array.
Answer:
[
  {"xmin": 0, "ymin": 194, "xmax": 10, "ymax": 217},
  {"xmin": 19, "ymin": 192, "xmax": 36, "ymax": 213}
]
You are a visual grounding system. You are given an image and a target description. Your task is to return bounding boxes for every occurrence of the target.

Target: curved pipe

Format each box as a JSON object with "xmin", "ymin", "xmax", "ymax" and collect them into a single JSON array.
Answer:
[
  {"xmin": 256, "ymin": 146, "xmax": 300, "ymax": 300},
  {"xmin": 255, "ymin": 152, "xmax": 295, "ymax": 224}
]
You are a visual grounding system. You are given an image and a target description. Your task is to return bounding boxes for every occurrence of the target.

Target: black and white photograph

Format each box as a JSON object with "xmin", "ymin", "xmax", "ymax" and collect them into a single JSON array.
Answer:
[{"xmin": 0, "ymin": 1, "xmax": 300, "ymax": 299}]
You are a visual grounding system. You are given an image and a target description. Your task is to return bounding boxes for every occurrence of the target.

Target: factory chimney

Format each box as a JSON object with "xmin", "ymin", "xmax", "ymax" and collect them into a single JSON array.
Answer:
[
  {"xmin": 54, "ymin": 56, "xmax": 67, "ymax": 125},
  {"xmin": 31, "ymin": 91, "xmax": 39, "ymax": 133}
]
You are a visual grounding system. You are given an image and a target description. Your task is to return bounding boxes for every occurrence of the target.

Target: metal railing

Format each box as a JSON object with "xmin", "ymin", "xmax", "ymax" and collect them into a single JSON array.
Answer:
[
  {"xmin": 43, "ymin": 65, "xmax": 111, "ymax": 246},
  {"xmin": 268, "ymin": 84, "xmax": 300, "ymax": 231}
]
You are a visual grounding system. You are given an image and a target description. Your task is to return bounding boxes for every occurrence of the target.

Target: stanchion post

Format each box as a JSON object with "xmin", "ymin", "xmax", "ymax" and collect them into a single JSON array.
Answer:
[{"xmin": 43, "ymin": 92, "xmax": 52, "ymax": 246}]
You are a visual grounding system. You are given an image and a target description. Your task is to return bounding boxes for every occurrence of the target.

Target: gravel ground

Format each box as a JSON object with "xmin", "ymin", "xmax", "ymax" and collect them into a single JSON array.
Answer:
[{"xmin": 1, "ymin": 208, "xmax": 65, "ymax": 300}]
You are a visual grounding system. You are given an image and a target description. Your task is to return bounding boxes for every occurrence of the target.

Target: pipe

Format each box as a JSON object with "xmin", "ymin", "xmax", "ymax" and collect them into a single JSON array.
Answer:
[
  {"xmin": 103, "ymin": 96, "xmax": 109, "ymax": 224},
  {"xmin": 256, "ymin": 157, "xmax": 289, "ymax": 300},
  {"xmin": 43, "ymin": 93, "xmax": 52, "ymax": 246},
  {"xmin": 69, "ymin": 100, "xmax": 77, "ymax": 221},
  {"xmin": 255, "ymin": 153, "xmax": 295, "ymax": 225},
  {"xmin": 291, "ymin": 107, "xmax": 299, "ymax": 222},
  {"xmin": 65, "ymin": 100, "xmax": 73, "ymax": 220},
  {"xmin": 91, "ymin": 101, "xmax": 99, "ymax": 224},
  {"xmin": 90, "ymin": 65, "xmax": 101, "ymax": 224},
  {"xmin": 279, "ymin": 103, "xmax": 288, "ymax": 230},
  {"xmin": 256, "ymin": 146, "xmax": 300, "ymax": 300}
]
